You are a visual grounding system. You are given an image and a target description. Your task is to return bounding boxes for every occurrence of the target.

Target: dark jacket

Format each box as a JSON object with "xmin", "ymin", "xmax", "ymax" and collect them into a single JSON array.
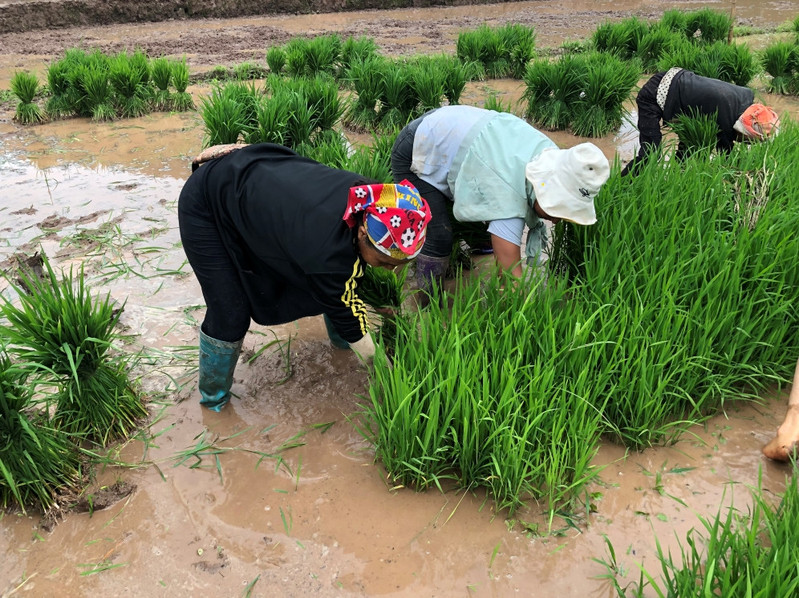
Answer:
[
  {"xmin": 623, "ymin": 70, "xmax": 755, "ymax": 175},
  {"xmin": 194, "ymin": 143, "xmax": 371, "ymax": 343}
]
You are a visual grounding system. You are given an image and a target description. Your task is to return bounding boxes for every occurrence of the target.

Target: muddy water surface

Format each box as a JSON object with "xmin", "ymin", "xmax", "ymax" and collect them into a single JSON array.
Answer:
[{"xmin": 3, "ymin": 2, "xmax": 799, "ymax": 597}]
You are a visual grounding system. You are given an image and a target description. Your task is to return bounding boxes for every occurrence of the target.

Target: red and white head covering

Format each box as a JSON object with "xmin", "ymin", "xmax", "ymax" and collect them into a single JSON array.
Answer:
[
  {"xmin": 739, "ymin": 104, "xmax": 780, "ymax": 139},
  {"xmin": 343, "ymin": 180, "xmax": 431, "ymax": 260}
]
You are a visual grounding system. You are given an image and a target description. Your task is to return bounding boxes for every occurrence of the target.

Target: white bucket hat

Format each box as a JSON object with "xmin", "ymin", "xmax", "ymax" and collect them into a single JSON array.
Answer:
[{"xmin": 525, "ymin": 143, "xmax": 610, "ymax": 225}]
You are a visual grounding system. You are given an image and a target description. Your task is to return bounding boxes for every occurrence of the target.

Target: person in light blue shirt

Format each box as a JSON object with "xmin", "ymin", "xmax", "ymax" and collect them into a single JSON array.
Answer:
[{"xmin": 390, "ymin": 105, "xmax": 610, "ymax": 304}]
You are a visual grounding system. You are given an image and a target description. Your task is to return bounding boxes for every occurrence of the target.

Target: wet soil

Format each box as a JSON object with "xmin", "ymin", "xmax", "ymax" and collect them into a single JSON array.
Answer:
[{"xmin": 2, "ymin": 1, "xmax": 799, "ymax": 597}]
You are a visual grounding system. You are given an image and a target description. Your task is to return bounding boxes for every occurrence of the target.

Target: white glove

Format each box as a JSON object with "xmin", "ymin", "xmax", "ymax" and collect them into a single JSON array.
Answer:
[{"xmin": 348, "ymin": 334, "xmax": 376, "ymax": 362}]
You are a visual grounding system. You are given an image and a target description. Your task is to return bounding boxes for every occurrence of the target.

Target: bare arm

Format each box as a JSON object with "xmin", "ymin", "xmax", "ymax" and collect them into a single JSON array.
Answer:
[{"xmin": 490, "ymin": 234, "xmax": 523, "ymax": 278}]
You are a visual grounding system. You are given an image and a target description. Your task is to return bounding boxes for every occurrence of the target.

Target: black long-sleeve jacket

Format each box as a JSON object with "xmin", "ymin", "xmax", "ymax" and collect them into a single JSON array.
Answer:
[
  {"xmin": 623, "ymin": 70, "xmax": 754, "ymax": 175},
  {"xmin": 195, "ymin": 143, "xmax": 371, "ymax": 343}
]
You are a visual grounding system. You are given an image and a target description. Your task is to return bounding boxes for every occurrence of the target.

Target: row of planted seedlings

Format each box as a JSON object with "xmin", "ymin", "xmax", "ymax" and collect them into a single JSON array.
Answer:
[
  {"xmin": 358, "ymin": 120, "xmax": 799, "ymax": 523},
  {"xmin": 0, "ymin": 253, "xmax": 147, "ymax": 512},
  {"xmin": 10, "ymin": 46, "xmax": 194, "ymax": 124},
  {"xmin": 598, "ymin": 467, "xmax": 799, "ymax": 597}
]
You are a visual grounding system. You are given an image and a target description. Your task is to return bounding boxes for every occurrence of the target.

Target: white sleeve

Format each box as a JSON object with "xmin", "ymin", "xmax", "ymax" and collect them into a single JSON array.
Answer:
[{"xmin": 487, "ymin": 217, "xmax": 525, "ymax": 246}]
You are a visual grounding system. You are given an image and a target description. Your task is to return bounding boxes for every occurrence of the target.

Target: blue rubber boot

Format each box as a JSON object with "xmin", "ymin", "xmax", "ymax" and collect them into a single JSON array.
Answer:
[
  {"xmin": 323, "ymin": 314, "xmax": 351, "ymax": 349},
  {"xmin": 199, "ymin": 330, "xmax": 243, "ymax": 412}
]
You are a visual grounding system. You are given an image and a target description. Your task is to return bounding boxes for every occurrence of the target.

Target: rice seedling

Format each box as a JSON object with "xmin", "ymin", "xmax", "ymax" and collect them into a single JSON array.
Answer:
[
  {"xmin": 199, "ymin": 83, "xmax": 250, "ymax": 146},
  {"xmin": 436, "ymin": 54, "xmax": 468, "ymax": 105},
  {"xmin": 109, "ymin": 51, "xmax": 148, "ymax": 118},
  {"xmin": 590, "ymin": 17, "xmax": 648, "ymax": 61},
  {"xmin": 0, "ymin": 253, "xmax": 147, "ymax": 445},
  {"xmin": 522, "ymin": 55, "xmax": 582, "ymax": 131},
  {"xmin": 635, "ymin": 25, "xmax": 682, "ymax": 72},
  {"xmin": 482, "ymin": 92, "xmax": 513, "ymax": 113},
  {"xmin": 659, "ymin": 9, "xmax": 687, "ymax": 36},
  {"xmin": 343, "ymin": 132, "xmax": 394, "ymax": 183},
  {"xmin": 170, "ymin": 57, "xmax": 194, "ymax": 111},
  {"xmin": 599, "ymin": 470, "xmax": 799, "ymax": 597},
  {"xmin": 376, "ymin": 60, "xmax": 416, "ymax": 131},
  {"xmin": 338, "ymin": 35, "xmax": 378, "ymax": 81},
  {"xmin": 80, "ymin": 65, "xmax": 116, "ymax": 121},
  {"xmin": 10, "ymin": 71, "xmax": 45, "ymax": 124},
  {"xmin": 761, "ymin": 41, "xmax": 796, "ymax": 94},
  {"xmin": 408, "ymin": 58, "xmax": 445, "ymax": 113},
  {"xmin": 657, "ymin": 39, "xmax": 756, "ymax": 86},
  {"xmin": 45, "ymin": 58, "xmax": 73, "ymax": 119},
  {"xmin": 570, "ymin": 52, "xmax": 640, "ymax": 138},
  {"xmin": 150, "ymin": 56, "xmax": 172, "ymax": 110},
  {"xmin": 497, "ymin": 23, "xmax": 537, "ymax": 79},
  {"xmin": 342, "ymin": 56, "xmax": 385, "ymax": 131},
  {"xmin": 666, "ymin": 109, "xmax": 721, "ymax": 156},
  {"xmin": 684, "ymin": 8, "xmax": 733, "ymax": 45},
  {"xmin": 246, "ymin": 87, "xmax": 290, "ymax": 145},
  {"xmin": 0, "ymin": 350, "xmax": 81, "ymax": 513},
  {"xmin": 233, "ymin": 61, "xmax": 267, "ymax": 81},
  {"xmin": 265, "ymin": 46, "xmax": 286, "ymax": 76}
]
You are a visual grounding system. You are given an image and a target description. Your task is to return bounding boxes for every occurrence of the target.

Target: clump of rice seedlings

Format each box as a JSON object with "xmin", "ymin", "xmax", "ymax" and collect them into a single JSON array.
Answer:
[
  {"xmin": 150, "ymin": 56, "xmax": 172, "ymax": 110},
  {"xmin": 342, "ymin": 56, "xmax": 385, "ymax": 131},
  {"xmin": 522, "ymin": 56, "xmax": 582, "ymax": 130},
  {"xmin": 376, "ymin": 60, "xmax": 416, "ymax": 131},
  {"xmin": 343, "ymin": 133, "xmax": 393, "ymax": 183},
  {"xmin": 659, "ymin": 9, "xmax": 687, "ymax": 35},
  {"xmin": 667, "ymin": 109, "xmax": 721, "ymax": 156},
  {"xmin": 0, "ymin": 255, "xmax": 146, "ymax": 445},
  {"xmin": 483, "ymin": 92, "xmax": 513, "ymax": 113},
  {"xmin": 109, "ymin": 51, "xmax": 149, "ymax": 118},
  {"xmin": 571, "ymin": 52, "xmax": 640, "ymax": 138},
  {"xmin": 234, "ymin": 60, "xmax": 267, "ymax": 81},
  {"xmin": 200, "ymin": 83, "xmax": 249, "ymax": 146},
  {"xmin": 408, "ymin": 57, "xmax": 445, "ymax": 113},
  {"xmin": 456, "ymin": 23, "xmax": 536, "ymax": 79},
  {"xmin": 284, "ymin": 35, "xmax": 340, "ymax": 79},
  {"xmin": 636, "ymin": 25, "xmax": 681, "ymax": 72},
  {"xmin": 298, "ymin": 75, "xmax": 343, "ymax": 133},
  {"xmin": 455, "ymin": 30, "xmax": 487, "ymax": 80},
  {"xmin": 497, "ymin": 23, "xmax": 537, "ymax": 79},
  {"xmin": 0, "ymin": 350, "xmax": 81, "ymax": 513},
  {"xmin": 761, "ymin": 41, "xmax": 796, "ymax": 94},
  {"xmin": 10, "ymin": 70, "xmax": 45, "ymax": 124},
  {"xmin": 358, "ymin": 265, "xmax": 407, "ymax": 310},
  {"xmin": 591, "ymin": 17, "xmax": 648, "ymax": 60},
  {"xmin": 339, "ymin": 35, "xmax": 378, "ymax": 81},
  {"xmin": 684, "ymin": 7, "xmax": 733, "ymax": 44},
  {"xmin": 657, "ymin": 39, "xmax": 756, "ymax": 86},
  {"xmin": 45, "ymin": 58, "xmax": 73, "ymax": 119},
  {"xmin": 80, "ymin": 64, "xmax": 116, "ymax": 121},
  {"xmin": 301, "ymin": 129, "xmax": 349, "ymax": 168},
  {"xmin": 266, "ymin": 46, "xmax": 286, "ymax": 76},
  {"xmin": 599, "ymin": 472, "xmax": 799, "ymax": 597},
  {"xmin": 246, "ymin": 85, "xmax": 290, "ymax": 145},
  {"xmin": 436, "ymin": 54, "xmax": 468, "ymax": 105},
  {"xmin": 170, "ymin": 57, "xmax": 194, "ymax": 111}
]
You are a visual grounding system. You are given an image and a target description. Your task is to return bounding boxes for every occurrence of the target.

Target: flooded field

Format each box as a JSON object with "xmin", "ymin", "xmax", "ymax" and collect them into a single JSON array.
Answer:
[{"xmin": 2, "ymin": 1, "xmax": 799, "ymax": 596}]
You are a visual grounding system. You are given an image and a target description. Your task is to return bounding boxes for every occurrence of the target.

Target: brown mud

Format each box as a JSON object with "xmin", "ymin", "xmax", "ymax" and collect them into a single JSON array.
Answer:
[{"xmin": 2, "ymin": 1, "xmax": 799, "ymax": 597}]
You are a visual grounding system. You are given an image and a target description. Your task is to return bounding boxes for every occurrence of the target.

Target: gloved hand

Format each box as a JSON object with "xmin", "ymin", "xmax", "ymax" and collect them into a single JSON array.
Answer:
[{"xmin": 348, "ymin": 334, "xmax": 376, "ymax": 363}]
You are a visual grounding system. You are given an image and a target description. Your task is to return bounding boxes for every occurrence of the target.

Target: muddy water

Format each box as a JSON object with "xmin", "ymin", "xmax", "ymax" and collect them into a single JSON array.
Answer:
[{"xmin": 3, "ymin": 2, "xmax": 799, "ymax": 597}]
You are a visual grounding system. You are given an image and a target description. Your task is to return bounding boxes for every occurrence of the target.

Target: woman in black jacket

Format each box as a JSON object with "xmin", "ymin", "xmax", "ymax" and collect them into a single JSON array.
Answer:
[
  {"xmin": 179, "ymin": 143, "xmax": 431, "ymax": 412},
  {"xmin": 621, "ymin": 68, "xmax": 779, "ymax": 176}
]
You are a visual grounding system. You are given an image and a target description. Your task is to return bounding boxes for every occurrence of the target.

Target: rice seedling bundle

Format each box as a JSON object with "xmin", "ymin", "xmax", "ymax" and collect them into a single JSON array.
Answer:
[
  {"xmin": 408, "ymin": 57, "xmax": 445, "ymax": 113},
  {"xmin": 199, "ymin": 83, "xmax": 250, "ymax": 146},
  {"xmin": 266, "ymin": 46, "xmax": 287, "ymax": 76},
  {"xmin": 246, "ymin": 86, "xmax": 290, "ymax": 145},
  {"xmin": 657, "ymin": 39, "xmax": 756, "ymax": 86},
  {"xmin": 45, "ymin": 58, "xmax": 73, "ymax": 119},
  {"xmin": 150, "ymin": 56, "xmax": 172, "ymax": 110},
  {"xmin": 482, "ymin": 92, "xmax": 513, "ymax": 113},
  {"xmin": 170, "ymin": 57, "xmax": 194, "ymax": 111},
  {"xmin": 0, "ymin": 256, "xmax": 147, "ymax": 445},
  {"xmin": 10, "ymin": 71, "xmax": 45, "ymax": 124},
  {"xmin": 80, "ymin": 64, "xmax": 116, "ymax": 121},
  {"xmin": 300, "ymin": 129, "xmax": 349, "ymax": 168},
  {"xmin": 667, "ymin": 109, "xmax": 720, "ymax": 155},
  {"xmin": 570, "ymin": 52, "xmax": 640, "ymax": 138},
  {"xmin": 590, "ymin": 17, "xmax": 648, "ymax": 61},
  {"xmin": 683, "ymin": 8, "xmax": 733, "ymax": 45},
  {"xmin": 376, "ymin": 60, "xmax": 416, "ymax": 131},
  {"xmin": 435, "ymin": 54, "xmax": 468, "ymax": 106},
  {"xmin": 343, "ymin": 137, "xmax": 393, "ymax": 184},
  {"xmin": 339, "ymin": 35, "xmax": 378, "ymax": 81},
  {"xmin": 109, "ymin": 51, "xmax": 148, "ymax": 118},
  {"xmin": 522, "ymin": 55, "xmax": 582, "ymax": 131},
  {"xmin": 761, "ymin": 41, "xmax": 798, "ymax": 95},
  {"xmin": 497, "ymin": 23, "xmax": 536, "ymax": 79},
  {"xmin": 635, "ymin": 25, "xmax": 682, "ymax": 73},
  {"xmin": 343, "ymin": 56, "xmax": 386, "ymax": 131},
  {"xmin": 0, "ymin": 350, "xmax": 81, "ymax": 512}
]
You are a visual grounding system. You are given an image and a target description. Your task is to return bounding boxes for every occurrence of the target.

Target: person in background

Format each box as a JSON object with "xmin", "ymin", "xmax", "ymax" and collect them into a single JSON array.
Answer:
[
  {"xmin": 390, "ymin": 104, "xmax": 610, "ymax": 306},
  {"xmin": 621, "ymin": 68, "xmax": 780, "ymax": 176},
  {"xmin": 763, "ymin": 358, "xmax": 799, "ymax": 461},
  {"xmin": 179, "ymin": 143, "xmax": 430, "ymax": 412}
]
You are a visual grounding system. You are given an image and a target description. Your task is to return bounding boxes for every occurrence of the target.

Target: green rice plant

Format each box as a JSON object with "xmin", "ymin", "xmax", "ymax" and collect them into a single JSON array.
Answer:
[
  {"xmin": 342, "ymin": 56, "xmax": 385, "ymax": 131},
  {"xmin": 358, "ymin": 265, "xmax": 407, "ymax": 310},
  {"xmin": 590, "ymin": 17, "xmax": 648, "ymax": 60},
  {"xmin": 10, "ymin": 71, "xmax": 45, "ymax": 124},
  {"xmin": 266, "ymin": 46, "xmax": 286, "ymax": 76},
  {"xmin": 761, "ymin": 41, "xmax": 796, "ymax": 94},
  {"xmin": 636, "ymin": 25, "xmax": 682, "ymax": 72},
  {"xmin": 571, "ymin": 52, "xmax": 640, "ymax": 138},
  {"xmin": 0, "ymin": 255, "xmax": 147, "ymax": 445},
  {"xmin": 45, "ymin": 58, "xmax": 73, "ymax": 118},
  {"xmin": 522, "ymin": 55, "xmax": 582, "ymax": 131},
  {"xmin": 82, "ymin": 65, "xmax": 116, "ymax": 121},
  {"xmin": 343, "ymin": 135, "xmax": 393, "ymax": 183},
  {"xmin": 300, "ymin": 129, "xmax": 349, "ymax": 168},
  {"xmin": 436, "ymin": 54, "xmax": 468, "ymax": 105},
  {"xmin": 296, "ymin": 75, "xmax": 343, "ymax": 133},
  {"xmin": 245, "ymin": 86, "xmax": 290, "ymax": 145},
  {"xmin": 234, "ymin": 61, "xmax": 267, "ymax": 81},
  {"xmin": 408, "ymin": 58, "xmax": 444, "ymax": 113},
  {"xmin": 657, "ymin": 39, "xmax": 756, "ymax": 86},
  {"xmin": 684, "ymin": 8, "xmax": 733, "ymax": 44},
  {"xmin": 170, "ymin": 57, "xmax": 194, "ymax": 111},
  {"xmin": 600, "ymin": 471, "xmax": 799, "ymax": 597},
  {"xmin": 659, "ymin": 9, "xmax": 687, "ymax": 36},
  {"xmin": 376, "ymin": 60, "xmax": 416, "ymax": 131},
  {"xmin": 284, "ymin": 35, "xmax": 340, "ymax": 79},
  {"xmin": 497, "ymin": 23, "xmax": 537, "ymax": 79},
  {"xmin": 338, "ymin": 35, "xmax": 378, "ymax": 81},
  {"xmin": 666, "ymin": 108, "xmax": 720, "ymax": 158},
  {"xmin": 109, "ymin": 51, "xmax": 148, "ymax": 118},
  {"xmin": 150, "ymin": 56, "xmax": 172, "ymax": 110},
  {"xmin": 224, "ymin": 80, "xmax": 261, "ymax": 134},
  {"xmin": 482, "ymin": 92, "xmax": 513, "ymax": 113},
  {"xmin": 200, "ymin": 84, "xmax": 249, "ymax": 146},
  {"xmin": 0, "ymin": 350, "xmax": 81, "ymax": 513}
]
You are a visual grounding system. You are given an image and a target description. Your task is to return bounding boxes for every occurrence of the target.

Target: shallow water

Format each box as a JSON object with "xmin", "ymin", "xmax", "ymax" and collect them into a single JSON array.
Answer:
[{"xmin": 2, "ymin": 2, "xmax": 799, "ymax": 596}]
